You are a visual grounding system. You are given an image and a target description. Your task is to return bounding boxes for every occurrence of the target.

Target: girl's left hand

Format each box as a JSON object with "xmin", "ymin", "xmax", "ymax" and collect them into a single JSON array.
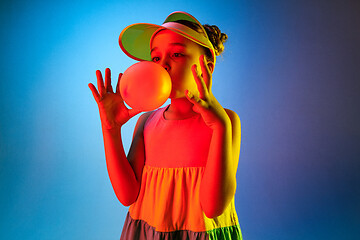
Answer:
[{"xmin": 185, "ymin": 55, "xmax": 230, "ymax": 130}]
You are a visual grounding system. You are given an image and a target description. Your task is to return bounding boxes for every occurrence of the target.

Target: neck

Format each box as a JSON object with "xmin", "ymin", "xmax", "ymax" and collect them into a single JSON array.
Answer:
[{"xmin": 165, "ymin": 97, "xmax": 197, "ymax": 120}]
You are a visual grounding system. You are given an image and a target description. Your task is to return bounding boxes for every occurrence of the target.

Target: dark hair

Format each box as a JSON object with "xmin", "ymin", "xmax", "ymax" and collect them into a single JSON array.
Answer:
[{"xmin": 173, "ymin": 20, "xmax": 228, "ymax": 62}]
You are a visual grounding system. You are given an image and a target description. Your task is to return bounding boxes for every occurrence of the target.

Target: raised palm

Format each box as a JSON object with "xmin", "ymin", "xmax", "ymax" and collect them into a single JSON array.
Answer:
[{"xmin": 88, "ymin": 68, "xmax": 141, "ymax": 129}]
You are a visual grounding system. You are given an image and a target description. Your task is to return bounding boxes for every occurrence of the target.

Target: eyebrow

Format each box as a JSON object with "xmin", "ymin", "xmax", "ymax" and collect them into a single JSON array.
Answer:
[{"xmin": 150, "ymin": 43, "xmax": 187, "ymax": 54}]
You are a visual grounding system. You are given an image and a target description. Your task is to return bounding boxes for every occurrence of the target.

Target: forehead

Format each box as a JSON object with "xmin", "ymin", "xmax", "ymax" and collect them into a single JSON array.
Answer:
[{"xmin": 151, "ymin": 29, "xmax": 198, "ymax": 48}]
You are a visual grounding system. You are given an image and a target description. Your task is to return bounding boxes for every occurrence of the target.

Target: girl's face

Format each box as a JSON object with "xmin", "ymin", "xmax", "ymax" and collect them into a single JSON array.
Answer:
[{"xmin": 150, "ymin": 30, "xmax": 208, "ymax": 99}]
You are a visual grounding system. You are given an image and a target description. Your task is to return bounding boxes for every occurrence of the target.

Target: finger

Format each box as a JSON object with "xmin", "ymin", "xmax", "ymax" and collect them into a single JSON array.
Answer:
[
  {"xmin": 88, "ymin": 83, "xmax": 100, "ymax": 103},
  {"xmin": 191, "ymin": 64, "xmax": 208, "ymax": 99},
  {"xmin": 105, "ymin": 68, "xmax": 113, "ymax": 93},
  {"xmin": 116, "ymin": 73, "xmax": 123, "ymax": 96},
  {"xmin": 96, "ymin": 70, "xmax": 105, "ymax": 97},
  {"xmin": 117, "ymin": 73, "xmax": 125, "ymax": 101},
  {"xmin": 199, "ymin": 55, "xmax": 212, "ymax": 91},
  {"xmin": 185, "ymin": 90, "xmax": 208, "ymax": 110}
]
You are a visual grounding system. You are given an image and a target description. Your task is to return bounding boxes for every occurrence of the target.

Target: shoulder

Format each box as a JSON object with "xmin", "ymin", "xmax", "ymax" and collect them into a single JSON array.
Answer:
[
  {"xmin": 224, "ymin": 108, "xmax": 241, "ymax": 146},
  {"xmin": 134, "ymin": 106, "xmax": 165, "ymax": 130},
  {"xmin": 137, "ymin": 111, "xmax": 154, "ymax": 125},
  {"xmin": 224, "ymin": 108, "xmax": 241, "ymax": 127},
  {"xmin": 138, "ymin": 111, "xmax": 154, "ymax": 123},
  {"xmin": 133, "ymin": 111, "xmax": 154, "ymax": 136}
]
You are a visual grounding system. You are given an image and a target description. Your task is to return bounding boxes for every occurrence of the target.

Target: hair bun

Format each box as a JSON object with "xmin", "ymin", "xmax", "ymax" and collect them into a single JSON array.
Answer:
[{"xmin": 203, "ymin": 24, "xmax": 228, "ymax": 56}]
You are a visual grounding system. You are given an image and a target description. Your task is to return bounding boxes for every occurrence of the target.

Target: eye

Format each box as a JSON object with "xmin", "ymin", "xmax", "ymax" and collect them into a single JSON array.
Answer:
[
  {"xmin": 172, "ymin": 53, "xmax": 183, "ymax": 58},
  {"xmin": 152, "ymin": 57, "xmax": 160, "ymax": 62}
]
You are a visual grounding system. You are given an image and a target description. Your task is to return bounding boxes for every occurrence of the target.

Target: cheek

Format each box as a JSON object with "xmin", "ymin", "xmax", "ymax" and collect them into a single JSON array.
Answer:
[
  {"xmin": 171, "ymin": 65, "xmax": 191, "ymax": 82},
  {"xmin": 184, "ymin": 70, "xmax": 199, "ymax": 92},
  {"xmin": 170, "ymin": 61, "xmax": 199, "ymax": 91}
]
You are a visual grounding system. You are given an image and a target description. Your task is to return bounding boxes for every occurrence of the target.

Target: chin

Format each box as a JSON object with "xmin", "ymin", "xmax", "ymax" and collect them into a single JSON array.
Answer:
[{"xmin": 169, "ymin": 89, "xmax": 185, "ymax": 99}]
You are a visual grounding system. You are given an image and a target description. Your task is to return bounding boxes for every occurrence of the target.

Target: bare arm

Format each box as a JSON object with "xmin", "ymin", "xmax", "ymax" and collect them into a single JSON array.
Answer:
[
  {"xmin": 186, "ymin": 56, "xmax": 241, "ymax": 218},
  {"xmin": 88, "ymin": 68, "xmax": 149, "ymax": 206},
  {"xmin": 199, "ymin": 109, "xmax": 240, "ymax": 218},
  {"xmin": 102, "ymin": 112, "xmax": 150, "ymax": 206}
]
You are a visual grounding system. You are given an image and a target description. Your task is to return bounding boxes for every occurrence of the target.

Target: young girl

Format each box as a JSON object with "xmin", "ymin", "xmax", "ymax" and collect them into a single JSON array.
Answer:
[{"xmin": 89, "ymin": 11, "xmax": 242, "ymax": 239}]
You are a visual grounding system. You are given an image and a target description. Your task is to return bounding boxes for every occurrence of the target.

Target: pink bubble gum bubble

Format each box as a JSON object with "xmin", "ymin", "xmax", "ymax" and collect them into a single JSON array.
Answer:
[{"xmin": 120, "ymin": 61, "xmax": 172, "ymax": 111}]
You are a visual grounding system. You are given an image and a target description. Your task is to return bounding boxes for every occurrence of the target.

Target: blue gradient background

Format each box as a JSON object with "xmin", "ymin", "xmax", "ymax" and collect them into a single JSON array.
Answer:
[{"xmin": 1, "ymin": 0, "xmax": 359, "ymax": 239}]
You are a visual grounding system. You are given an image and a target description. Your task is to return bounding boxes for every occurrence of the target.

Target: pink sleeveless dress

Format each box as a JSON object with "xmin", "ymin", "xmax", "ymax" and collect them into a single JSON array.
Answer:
[{"xmin": 120, "ymin": 105, "xmax": 242, "ymax": 239}]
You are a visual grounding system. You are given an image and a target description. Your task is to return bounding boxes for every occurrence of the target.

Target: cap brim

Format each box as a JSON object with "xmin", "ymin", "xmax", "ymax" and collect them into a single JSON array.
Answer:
[
  {"xmin": 119, "ymin": 23, "xmax": 163, "ymax": 61},
  {"xmin": 119, "ymin": 11, "xmax": 216, "ymax": 63}
]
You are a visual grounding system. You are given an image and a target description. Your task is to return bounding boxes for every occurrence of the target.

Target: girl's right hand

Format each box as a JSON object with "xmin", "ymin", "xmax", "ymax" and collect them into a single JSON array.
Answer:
[{"xmin": 88, "ymin": 68, "xmax": 141, "ymax": 129}]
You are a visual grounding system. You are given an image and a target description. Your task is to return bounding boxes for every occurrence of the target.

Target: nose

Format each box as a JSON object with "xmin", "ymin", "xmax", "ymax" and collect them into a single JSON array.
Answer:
[{"xmin": 159, "ymin": 58, "xmax": 170, "ymax": 72}]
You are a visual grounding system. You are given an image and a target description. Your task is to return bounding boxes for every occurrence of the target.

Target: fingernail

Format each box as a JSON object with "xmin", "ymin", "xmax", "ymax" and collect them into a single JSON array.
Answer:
[{"xmin": 187, "ymin": 91, "xmax": 193, "ymax": 98}]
